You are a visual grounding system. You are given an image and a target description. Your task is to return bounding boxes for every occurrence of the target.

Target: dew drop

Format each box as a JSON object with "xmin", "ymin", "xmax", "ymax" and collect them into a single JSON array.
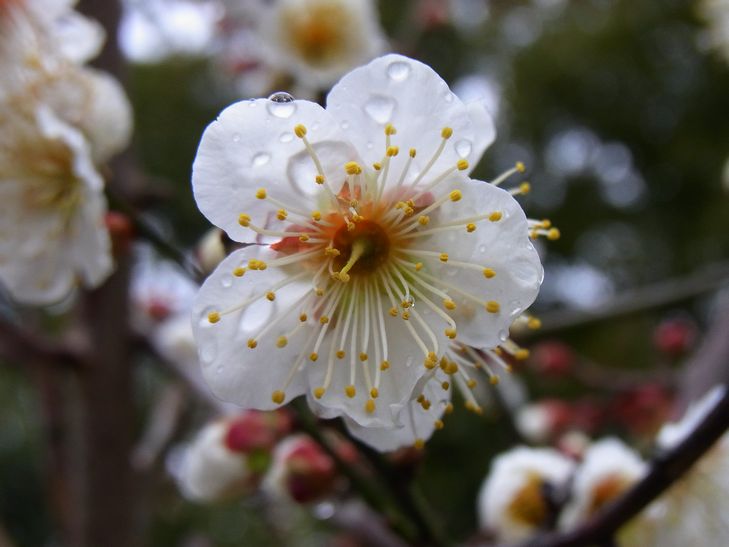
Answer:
[
  {"xmin": 366, "ymin": 142, "xmax": 374, "ymax": 150},
  {"xmin": 478, "ymin": 244, "xmax": 488, "ymax": 254},
  {"xmin": 279, "ymin": 132, "xmax": 294, "ymax": 143},
  {"xmin": 364, "ymin": 94, "xmax": 395, "ymax": 124},
  {"xmin": 444, "ymin": 92, "xmax": 455, "ymax": 103},
  {"xmin": 252, "ymin": 152, "xmax": 271, "ymax": 167},
  {"xmin": 498, "ymin": 329, "xmax": 509, "ymax": 342},
  {"xmin": 220, "ymin": 275, "xmax": 233, "ymax": 288},
  {"xmin": 405, "ymin": 355, "xmax": 414, "ymax": 368},
  {"xmin": 232, "ymin": 133, "xmax": 241, "ymax": 143},
  {"xmin": 455, "ymin": 139, "xmax": 472, "ymax": 158},
  {"xmin": 268, "ymin": 91, "xmax": 294, "ymax": 103},
  {"xmin": 267, "ymin": 98, "xmax": 297, "ymax": 119},
  {"xmin": 386, "ymin": 61, "xmax": 411, "ymax": 81},
  {"xmin": 340, "ymin": 120, "xmax": 350, "ymax": 129},
  {"xmin": 200, "ymin": 342, "xmax": 217, "ymax": 364}
]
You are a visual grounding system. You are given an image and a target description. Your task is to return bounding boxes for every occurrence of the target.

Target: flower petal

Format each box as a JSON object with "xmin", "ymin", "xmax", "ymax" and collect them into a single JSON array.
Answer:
[
  {"xmin": 326, "ymin": 54, "xmax": 495, "ymax": 189},
  {"xmin": 192, "ymin": 98, "xmax": 358, "ymax": 243}
]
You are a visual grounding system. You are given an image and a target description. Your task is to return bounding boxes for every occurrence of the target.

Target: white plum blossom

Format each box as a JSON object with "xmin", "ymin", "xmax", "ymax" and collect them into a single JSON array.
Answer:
[
  {"xmin": 191, "ymin": 54, "xmax": 543, "ymax": 446},
  {"xmin": 477, "ymin": 446, "xmax": 575, "ymax": 542},
  {"xmin": 699, "ymin": 0, "xmax": 729, "ymax": 64},
  {"xmin": 0, "ymin": 0, "xmax": 132, "ymax": 304},
  {"xmin": 559, "ymin": 438, "xmax": 647, "ymax": 530}
]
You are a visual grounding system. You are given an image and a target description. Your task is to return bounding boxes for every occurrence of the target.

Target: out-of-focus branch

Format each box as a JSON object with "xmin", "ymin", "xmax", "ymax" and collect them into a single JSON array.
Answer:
[
  {"xmin": 518, "ymin": 384, "xmax": 729, "ymax": 547},
  {"xmin": 0, "ymin": 316, "xmax": 83, "ymax": 370},
  {"xmin": 533, "ymin": 261, "xmax": 729, "ymax": 335}
]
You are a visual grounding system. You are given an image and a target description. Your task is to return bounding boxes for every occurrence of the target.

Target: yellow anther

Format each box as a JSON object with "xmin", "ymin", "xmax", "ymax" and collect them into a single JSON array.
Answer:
[
  {"xmin": 299, "ymin": 234, "xmax": 310, "ymax": 243},
  {"xmin": 439, "ymin": 253, "xmax": 449, "ymax": 263},
  {"xmin": 384, "ymin": 123, "xmax": 397, "ymax": 135},
  {"xmin": 233, "ymin": 267, "xmax": 246, "ymax": 277},
  {"xmin": 370, "ymin": 387, "xmax": 379, "ymax": 399},
  {"xmin": 275, "ymin": 336, "xmax": 288, "ymax": 348},
  {"xmin": 441, "ymin": 381, "xmax": 450, "ymax": 390},
  {"xmin": 315, "ymin": 288, "xmax": 324, "ymax": 296},
  {"xmin": 309, "ymin": 352, "xmax": 318, "ymax": 361},
  {"xmin": 441, "ymin": 127, "xmax": 453, "ymax": 139},
  {"xmin": 443, "ymin": 299, "xmax": 456, "ymax": 310},
  {"xmin": 266, "ymin": 291, "xmax": 276, "ymax": 301},
  {"xmin": 449, "ymin": 189, "xmax": 462, "ymax": 202},
  {"xmin": 434, "ymin": 419, "xmax": 445, "ymax": 430},
  {"xmin": 414, "ymin": 438, "xmax": 425, "ymax": 449},
  {"xmin": 247, "ymin": 338, "xmax": 258, "ymax": 349},
  {"xmin": 277, "ymin": 209, "xmax": 288, "ymax": 220},
  {"xmin": 541, "ymin": 219, "xmax": 552, "ymax": 228},
  {"xmin": 238, "ymin": 213, "xmax": 251, "ymax": 227},
  {"xmin": 505, "ymin": 364, "xmax": 513, "ymax": 374},
  {"xmin": 336, "ymin": 272, "xmax": 351, "ymax": 283},
  {"xmin": 483, "ymin": 268, "xmax": 496, "ymax": 279},
  {"xmin": 345, "ymin": 161, "xmax": 362, "ymax": 175},
  {"xmin": 445, "ymin": 403, "xmax": 454, "ymax": 415},
  {"xmin": 402, "ymin": 311, "xmax": 410, "ymax": 320},
  {"xmin": 494, "ymin": 347, "xmax": 503, "ymax": 356},
  {"xmin": 409, "ymin": 148, "xmax": 417, "ymax": 158},
  {"xmin": 345, "ymin": 385, "xmax": 356, "ymax": 398},
  {"xmin": 319, "ymin": 315, "xmax": 329, "ymax": 325},
  {"xmin": 415, "ymin": 262, "xmax": 423, "ymax": 271},
  {"xmin": 373, "ymin": 162, "xmax": 382, "ymax": 171},
  {"xmin": 258, "ymin": 261, "xmax": 267, "ymax": 270},
  {"xmin": 467, "ymin": 379, "xmax": 477, "ymax": 389},
  {"xmin": 515, "ymin": 349, "xmax": 530, "ymax": 360},
  {"xmin": 314, "ymin": 387, "xmax": 325, "ymax": 399},
  {"xmin": 294, "ymin": 124, "xmax": 307, "ymax": 138},
  {"xmin": 445, "ymin": 327, "xmax": 457, "ymax": 339},
  {"xmin": 299, "ymin": 313, "xmax": 308, "ymax": 322},
  {"xmin": 386, "ymin": 146, "xmax": 399, "ymax": 157},
  {"xmin": 389, "ymin": 307, "xmax": 398, "ymax": 317},
  {"xmin": 380, "ymin": 360, "xmax": 390, "ymax": 371},
  {"xmin": 401, "ymin": 299, "xmax": 411, "ymax": 309},
  {"xmin": 424, "ymin": 358, "xmax": 436, "ymax": 369},
  {"xmin": 485, "ymin": 300, "xmax": 500, "ymax": 313},
  {"xmin": 489, "ymin": 211, "xmax": 502, "ymax": 222},
  {"xmin": 365, "ymin": 399, "xmax": 376, "ymax": 414},
  {"xmin": 427, "ymin": 351, "xmax": 438, "ymax": 363},
  {"xmin": 530, "ymin": 231, "xmax": 538, "ymax": 240},
  {"xmin": 519, "ymin": 182, "xmax": 531, "ymax": 194},
  {"xmin": 311, "ymin": 211, "xmax": 322, "ymax": 221},
  {"xmin": 446, "ymin": 362, "xmax": 459, "ymax": 375},
  {"xmin": 315, "ymin": 174, "xmax": 325, "ymax": 184},
  {"xmin": 457, "ymin": 159, "xmax": 469, "ymax": 171},
  {"xmin": 421, "ymin": 399, "xmax": 431, "ymax": 410},
  {"xmin": 417, "ymin": 394, "xmax": 425, "ymax": 403},
  {"xmin": 359, "ymin": 352, "xmax": 368, "ymax": 362},
  {"xmin": 336, "ymin": 350, "xmax": 345, "ymax": 359},
  {"xmin": 516, "ymin": 161, "xmax": 526, "ymax": 173},
  {"xmin": 466, "ymin": 223, "xmax": 476, "ymax": 233},
  {"xmin": 272, "ymin": 390, "xmax": 285, "ymax": 404},
  {"xmin": 324, "ymin": 247, "xmax": 341, "ymax": 257},
  {"xmin": 255, "ymin": 188, "xmax": 267, "ymax": 199},
  {"xmin": 489, "ymin": 375, "xmax": 500, "ymax": 385},
  {"xmin": 527, "ymin": 317, "xmax": 542, "ymax": 329},
  {"xmin": 207, "ymin": 311, "xmax": 221, "ymax": 324},
  {"xmin": 418, "ymin": 214, "xmax": 430, "ymax": 226},
  {"xmin": 547, "ymin": 228, "xmax": 561, "ymax": 240}
]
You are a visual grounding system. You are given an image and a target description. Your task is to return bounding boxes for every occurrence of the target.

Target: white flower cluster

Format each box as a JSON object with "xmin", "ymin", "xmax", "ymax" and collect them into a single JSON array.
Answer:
[{"xmin": 0, "ymin": 0, "xmax": 132, "ymax": 304}]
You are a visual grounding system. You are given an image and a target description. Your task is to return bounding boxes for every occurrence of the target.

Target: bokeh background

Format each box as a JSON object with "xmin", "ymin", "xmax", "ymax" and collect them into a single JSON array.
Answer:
[{"xmin": 2, "ymin": 0, "xmax": 729, "ymax": 545}]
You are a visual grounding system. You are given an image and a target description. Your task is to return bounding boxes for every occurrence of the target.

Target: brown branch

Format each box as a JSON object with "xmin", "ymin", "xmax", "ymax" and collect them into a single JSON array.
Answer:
[{"xmin": 0, "ymin": 316, "xmax": 83, "ymax": 370}]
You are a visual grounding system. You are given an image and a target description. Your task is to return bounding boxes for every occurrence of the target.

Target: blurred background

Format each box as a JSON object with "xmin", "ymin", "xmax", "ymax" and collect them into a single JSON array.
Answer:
[{"xmin": 2, "ymin": 0, "xmax": 729, "ymax": 545}]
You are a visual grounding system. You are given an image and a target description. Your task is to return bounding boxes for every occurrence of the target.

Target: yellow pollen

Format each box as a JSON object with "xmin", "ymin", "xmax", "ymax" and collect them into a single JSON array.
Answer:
[
  {"xmin": 443, "ymin": 299, "xmax": 456, "ymax": 310},
  {"xmin": 415, "ymin": 262, "xmax": 423, "ymax": 271},
  {"xmin": 266, "ymin": 291, "xmax": 276, "ymax": 301},
  {"xmin": 365, "ymin": 399, "xmax": 376, "ymax": 413},
  {"xmin": 457, "ymin": 159, "xmax": 469, "ymax": 171},
  {"xmin": 386, "ymin": 146, "xmax": 399, "ymax": 157},
  {"xmin": 446, "ymin": 362, "xmax": 458, "ymax": 375},
  {"xmin": 247, "ymin": 339, "xmax": 258, "ymax": 349},
  {"xmin": 467, "ymin": 379, "xmax": 477, "ymax": 389},
  {"xmin": 424, "ymin": 359, "xmax": 436, "ymax": 370},
  {"xmin": 324, "ymin": 247, "xmax": 340, "ymax": 257},
  {"xmin": 489, "ymin": 211, "xmax": 502, "ymax": 222},
  {"xmin": 359, "ymin": 352, "xmax": 368, "ymax": 362},
  {"xmin": 439, "ymin": 253, "xmax": 449, "ymax": 263},
  {"xmin": 277, "ymin": 209, "xmax": 288, "ymax": 220},
  {"xmin": 490, "ymin": 375, "xmax": 500, "ymax": 385},
  {"xmin": 515, "ymin": 349, "xmax": 530, "ymax": 360},
  {"xmin": 207, "ymin": 311, "xmax": 221, "ymax": 324},
  {"xmin": 541, "ymin": 219, "xmax": 552, "ymax": 228},
  {"xmin": 483, "ymin": 268, "xmax": 496, "ymax": 278},
  {"xmin": 417, "ymin": 394, "xmax": 425, "ymax": 403},
  {"xmin": 370, "ymin": 387, "xmax": 379, "ymax": 398},
  {"xmin": 233, "ymin": 267, "xmax": 246, "ymax": 277},
  {"xmin": 466, "ymin": 223, "xmax": 476, "ymax": 232},
  {"xmin": 485, "ymin": 300, "xmax": 500, "ymax": 313},
  {"xmin": 389, "ymin": 307, "xmax": 398, "ymax": 317},
  {"xmin": 314, "ymin": 387, "xmax": 325, "ymax": 399},
  {"xmin": 315, "ymin": 288, "xmax": 324, "ymax": 296},
  {"xmin": 299, "ymin": 234, "xmax": 310, "ymax": 242},
  {"xmin": 309, "ymin": 352, "xmax": 318, "ymax": 361},
  {"xmin": 345, "ymin": 161, "xmax": 362, "ymax": 175},
  {"xmin": 441, "ymin": 127, "xmax": 453, "ymax": 139},
  {"xmin": 520, "ymin": 182, "xmax": 531, "ymax": 194},
  {"xmin": 516, "ymin": 161, "xmax": 526, "ymax": 173},
  {"xmin": 421, "ymin": 399, "xmax": 431, "ymax": 410},
  {"xmin": 441, "ymin": 381, "xmax": 450, "ymax": 390},
  {"xmin": 528, "ymin": 317, "xmax": 542, "ymax": 329},
  {"xmin": 311, "ymin": 211, "xmax": 322, "ymax": 221},
  {"xmin": 336, "ymin": 350, "xmax": 345, "ymax": 359},
  {"xmin": 299, "ymin": 313, "xmax": 308, "ymax": 322},
  {"xmin": 415, "ymin": 215, "xmax": 430, "ymax": 228},
  {"xmin": 319, "ymin": 315, "xmax": 329, "ymax": 324},
  {"xmin": 238, "ymin": 213, "xmax": 251, "ymax": 227},
  {"xmin": 345, "ymin": 385, "xmax": 356, "ymax": 398},
  {"xmin": 409, "ymin": 148, "xmax": 416, "ymax": 158},
  {"xmin": 445, "ymin": 403, "xmax": 454, "ymax": 415},
  {"xmin": 315, "ymin": 174, "xmax": 325, "ymax": 184},
  {"xmin": 402, "ymin": 311, "xmax": 410, "ymax": 320},
  {"xmin": 373, "ymin": 162, "xmax": 382, "ymax": 171},
  {"xmin": 449, "ymin": 189, "xmax": 462, "ymax": 202},
  {"xmin": 414, "ymin": 438, "xmax": 425, "ymax": 449},
  {"xmin": 255, "ymin": 188, "xmax": 267, "ymax": 199},
  {"xmin": 445, "ymin": 327, "xmax": 457, "ymax": 339},
  {"xmin": 380, "ymin": 360, "xmax": 390, "ymax": 371},
  {"xmin": 547, "ymin": 228, "xmax": 561, "ymax": 240},
  {"xmin": 294, "ymin": 124, "xmax": 307, "ymax": 138},
  {"xmin": 434, "ymin": 419, "xmax": 444, "ymax": 430},
  {"xmin": 401, "ymin": 299, "xmax": 411, "ymax": 309},
  {"xmin": 272, "ymin": 390, "xmax": 285, "ymax": 404},
  {"xmin": 275, "ymin": 336, "xmax": 288, "ymax": 348},
  {"xmin": 384, "ymin": 123, "xmax": 397, "ymax": 135}
]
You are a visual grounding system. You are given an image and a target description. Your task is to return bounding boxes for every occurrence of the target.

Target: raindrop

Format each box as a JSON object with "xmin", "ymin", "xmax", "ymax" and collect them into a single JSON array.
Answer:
[
  {"xmin": 444, "ymin": 92, "xmax": 455, "ymax": 103},
  {"xmin": 200, "ymin": 342, "xmax": 217, "ymax": 364},
  {"xmin": 267, "ymin": 100, "xmax": 296, "ymax": 119},
  {"xmin": 252, "ymin": 152, "xmax": 271, "ymax": 167},
  {"xmin": 405, "ymin": 355, "xmax": 414, "ymax": 368},
  {"xmin": 387, "ymin": 61, "xmax": 411, "ymax": 81},
  {"xmin": 455, "ymin": 139, "xmax": 472, "ymax": 158},
  {"xmin": 279, "ymin": 132, "xmax": 294, "ymax": 143},
  {"xmin": 364, "ymin": 94, "xmax": 395, "ymax": 124},
  {"xmin": 478, "ymin": 244, "xmax": 488, "ymax": 254},
  {"xmin": 268, "ymin": 91, "xmax": 294, "ymax": 103},
  {"xmin": 220, "ymin": 275, "xmax": 233, "ymax": 288},
  {"xmin": 498, "ymin": 329, "xmax": 509, "ymax": 342},
  {"xmin": 366, "ymin": 142, "xmax": 374, "ymax": 150},
  {"xmin": 340, "ymin": 120, "xmax": 350, "ymax": 129},
  {"xmin": 232, "ymin": 133, "xmax": 241, "ymax": 143}
]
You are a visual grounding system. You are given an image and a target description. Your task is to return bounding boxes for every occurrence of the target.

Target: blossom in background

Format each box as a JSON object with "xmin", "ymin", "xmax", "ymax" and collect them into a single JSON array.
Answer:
[
  {"xmin": 191, "ymin": 54, "xmax": 545, "ymax": 449},
  {"xmin": 477, "ymin": 446, "xmax": 574, "ymax": 542},
  {"xmin": 559, "ymin": 438, "xmax": 646, "ymax": 530},
  {"xmin": 699, "ymin": 0, "xmax": 729, "ymax": 64},
  {"xmin": 0, "ymin": 0, "xmax": 132, "ymax": 304},
  {"xmin": 515, "ymin": 399, "xmax": 573, "ymax": 444}
]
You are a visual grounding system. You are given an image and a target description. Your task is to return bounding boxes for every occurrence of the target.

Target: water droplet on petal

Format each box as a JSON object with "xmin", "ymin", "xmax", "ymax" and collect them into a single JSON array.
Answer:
[
  {"xmin": 405, "ymin": 355, "xmax": 414, "ymax": 368},
  {"xmin": 252, "ymin": 152, "xmax": 270, "ymax": 167},
  {"xmin": 444, "ymin": 92, "xmax": 454, "ymax": 103},
  {"xmin": 387, "ymin": 61, "xmax": 411, "ymax": 81},
  {"xmin": 455, "ymin": 139, "xmax": 472, "ymax": 158},
  {"xmin": 366, "ymin": 142, "xmax": 374, "ymax": 150},
  {"xmin": 478, "ymin": 244, "xmax": 488, "ymax": 254},
  {"xmin": 232, "ymin": 133, "xmax": 241, "ymax": 143},
  {"xmin": 221, "ymin": 275, "xmax": 233, "ymax": 288},
  {"xmin": 364, "ymin": 94, "xmax": 395, "ymax": 124},
  {"xmin": 340, "ymin": 120, "xmax": 350, "ymax": 129},
  {"xmin": 268, "ymin": 91, "xmax": 295, "ymax": 102},
  {"xmin": 267, "ymin": 97, "xmax": 297, "ymax": 119},
  {"xmin": 200, "ymin": 341, "xmax": 217, "ymax": 364},
  {"xmin": 498, "ymin": 329, "xmax": 509, "ymax": 342},
  {"xmin": 280, "ymin": 132, "xmax": 294, "ymax": 143}
]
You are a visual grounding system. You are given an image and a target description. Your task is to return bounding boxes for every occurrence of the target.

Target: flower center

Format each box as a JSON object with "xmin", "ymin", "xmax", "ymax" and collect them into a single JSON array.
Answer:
[
  {"xmin": 332, "ymin": 219, "xmax": 390, "ymax": 280},
  {"xmin": 507, "ymin": 475, "xmax": 548, "ymax": 527}
]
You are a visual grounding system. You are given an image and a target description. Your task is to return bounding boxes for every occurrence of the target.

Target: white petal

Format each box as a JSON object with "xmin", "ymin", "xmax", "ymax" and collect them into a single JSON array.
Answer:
[
  {"xmin": 326, "ymin": 54, "xmax": 496, "ymax": 189},
  {"xmin": 192, "ymin": 98, "xmax": 359, "ymax": 242},
  {"xmin": 423, "ymin": 177, "xmax": 542, "ymax": 349},
  {"xmin": 192, "ymin": 246, "xmax": 311, "ymax": 409}
]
